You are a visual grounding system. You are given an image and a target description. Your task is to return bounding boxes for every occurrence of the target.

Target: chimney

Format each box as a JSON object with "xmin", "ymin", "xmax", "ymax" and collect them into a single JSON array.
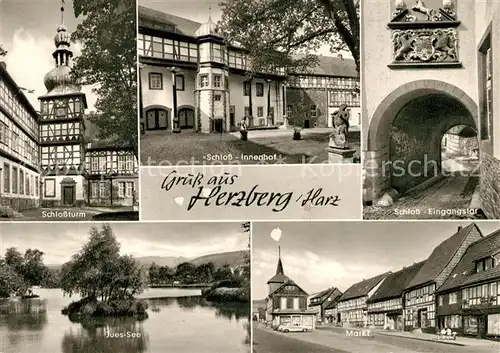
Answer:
[
  {"xmin": 337, "ymin": 54, "xmax": 343, "ymax": 60},
  {"xmin": 457, "ymin": 226, "xmax": 463, "ymax": 232}
]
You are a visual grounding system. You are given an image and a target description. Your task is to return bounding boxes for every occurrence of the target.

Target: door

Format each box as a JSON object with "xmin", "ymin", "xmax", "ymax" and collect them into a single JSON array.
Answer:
[
  {"xmin": 418, "ymin": 309, "xmax": 428, "ymax": 328},
  {"xmin": 479, "ymin": 315, "xmax": 487, "ymax": 339},
  {"xmin": 304, "ymin": 119, "xmax": 310, "ymax": 128},
  {"xmin": 63, "ymin": 186, "xmax": 74, "ymax": 206},
  {"xmin": 178, "ymin": 108, "xmax": 195, "ymax": 129},
  {"xmin": 146, "ymin": 109, "xmax": 169, "ymax": 130},
  {"xmin": 230, "ymin": 106, "xmax": 235, "ymax": 128}
]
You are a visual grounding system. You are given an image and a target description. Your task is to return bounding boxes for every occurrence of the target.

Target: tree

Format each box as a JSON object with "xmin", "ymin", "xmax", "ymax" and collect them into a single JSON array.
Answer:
[
  {"xmin": 71, "ymin": 0, "xmax": 138, "ymax": 157},
  {"xmin": 0, "ymin": 262, "xmax": 26, "ymax": 298},
  {"xmin": 148, "ymin": 262, "xmax": 160, "ymax": 285},
  {"xmin": 0, "ymin": 45, "xmax": 7, "ymax": 57},
  {"xmin": 60, "ymin": 224, "xmax": 146, "ymax": 301},
  {"xmin": 214, "ymin": 264, "xmax": 233, "ymax": 281},
  {"xmin": 4, "ymin": 247, "xmax": 24, "ymax": 274},
  {"xmin": 219, "ymin": 0, "xmax": 360, "ymax": 74},
  {"xmin": 22, "ymin": 249, "xmax": 48, "ymax": 287}
]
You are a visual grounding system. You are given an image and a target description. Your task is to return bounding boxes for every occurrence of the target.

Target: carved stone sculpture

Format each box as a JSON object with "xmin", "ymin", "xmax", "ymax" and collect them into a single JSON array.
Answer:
[
  {"xmin": 329, "ymin": 104, "xmax": 350, "ymax": 149},
  {"xmin": 412, "ymin": 0, "xmax": 438, "ymax": 21},
  {"xmin": 392, "ymin": 28, "xmax": 458, "ymax": 63}
]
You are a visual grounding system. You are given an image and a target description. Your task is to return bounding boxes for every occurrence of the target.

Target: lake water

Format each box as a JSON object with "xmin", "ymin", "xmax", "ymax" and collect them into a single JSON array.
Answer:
[{"xmin": 0, "ymin": 288, "xmax": 250, "ymax": 353}]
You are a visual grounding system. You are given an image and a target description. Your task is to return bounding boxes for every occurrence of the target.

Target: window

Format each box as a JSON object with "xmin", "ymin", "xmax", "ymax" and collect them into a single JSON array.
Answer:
[
  {"xmin": 488, "ymin": 314, "xmax": 500, "ymax": 335},
  {"xmin": 244, "ymin": 106, "xmax": 250, "ymax": 117},
  {"xmin": 99, "ymin": 182, "xmax": 107, "ymax": 198},
  {"xmin": 213, "ymin": 74, "xmax": 221, "ymax": 88},
  {"xmin": 438, "ymin": 296, "xmax": 443, "ymax": 306},
  {"xmin": 35, "ymin": 176, "xmax": 38, "ymax": 196},
  {"xmin": 479, "ymin": 30, "xmax": 492, "ymax": 140},
  {"xmin": 257, "ymin": 107, "xmax": 264, "ymax": 117},
  {"xmin": 214, "ymin": 94, "xmax": 221, "ymax": 101},
  {"xmin": 464, "ymin": 316, "xmax": 478, "ymax": 335},
  {"xmin": 91, "ymin": 182, "xmax": 99, "ymax": 198},
  {"xmin": 243, "ymin": 81, "xmax": 251, "ymax": 96},
  {"xmin": 149, "ymin": 73, "xmax": 163, "ymax": 90},
  {"xmin": 287, "ymin": 105, "xmax": 293, "ymax": 117},
  {"xmin": 0, "ymin": 122, "xmax": 8, "ymax": 145},
  {"xmin": 445, "ymin": 315, "xmax": 461, "ymax": 328},
  {"xmin": 280, "ymin": 297, "xmax": 287, "ymax": 310},
  {"xmin": 126, "ymin": 182, "xmax": 133, "ymax": 197},
  {"xmin": 3, "ymin": 164, "xmax": 10, "ymax": 193},
  {"xmin": 256, "ymin": 83, "xmax": 264, "ymax": 97},
  {"xmin": 311, "ymin": 105, "xmax": 317, "ymax": 117},
  {"xmin": 12, "ymin": 167, "xmax": 17, "ymax": 194},
  {"xmin": 449, "ymin": 292, "xmax": 457, "ymax": 304},
  {"xmin": 44, "ymin": 178, "xmax": 55, "ymax": 197},
  {"xmin": 118, "ymin": 182, "xmax": 125, "ymax": 198},
  {"xmin": 19, "ymin": 170, "xmax": 24, "ymax": 195},
  {"xmin": 175, "ymin": 75, "xmax": 185, "ymax": 91},
  {"xmin": 25, "ymin": 175, "xmax": 29, "ymax": 196},
  {"xmin": 91, "ymin": 157, "xmax": 99, "ymax": 171},
  {"xmin": 200, "ymin": 74, "xmax": 209, "ymax": 88}
]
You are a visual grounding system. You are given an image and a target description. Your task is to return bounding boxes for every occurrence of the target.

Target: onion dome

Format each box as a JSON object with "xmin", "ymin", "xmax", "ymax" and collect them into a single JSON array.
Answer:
[{"xmin": 43, "ymin": 65, "xmax": 80, "ymax": 93}]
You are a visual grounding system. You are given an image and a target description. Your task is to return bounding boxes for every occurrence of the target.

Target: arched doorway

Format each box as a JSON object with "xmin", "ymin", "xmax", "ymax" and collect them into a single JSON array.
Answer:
[
  {"xmin": 178, "ymin": 107, "xmax": 195, "ymax": 129},
  {"xmin": 366, "ymin": 80, "xmax": 479, "ymax": 200},
  {"xmin": 145, "ymin": 107, "xmax": 169, "ymax": 130},
  {"xmin": 441, "ymin": 125, "xmax": 479, "ymax": 174}
]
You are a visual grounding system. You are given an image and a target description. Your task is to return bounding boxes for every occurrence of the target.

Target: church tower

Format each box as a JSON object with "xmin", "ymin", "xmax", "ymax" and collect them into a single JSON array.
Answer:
[
  {"xmin": 267, "ymin": 246, "xmax": 290, "ymax": 295},
  {"xmin": 194, "ymin": 10, "xmax": 230, "ymax": 133},
  {"xmin": 38, "ymin": 4, "xmax": 87, "ymax": 207}
]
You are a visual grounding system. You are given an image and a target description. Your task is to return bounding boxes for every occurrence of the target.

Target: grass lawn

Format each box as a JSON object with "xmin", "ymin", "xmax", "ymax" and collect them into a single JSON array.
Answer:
[{"xmin": 140, "ymin": 129, "xmax": 360, "ymax": 165}]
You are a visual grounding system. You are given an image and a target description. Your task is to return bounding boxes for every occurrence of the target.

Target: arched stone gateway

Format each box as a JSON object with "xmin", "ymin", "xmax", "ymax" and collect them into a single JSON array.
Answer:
[{"xmin": 365, "ymin": 80, "xmax": 478, "ymax": 200}]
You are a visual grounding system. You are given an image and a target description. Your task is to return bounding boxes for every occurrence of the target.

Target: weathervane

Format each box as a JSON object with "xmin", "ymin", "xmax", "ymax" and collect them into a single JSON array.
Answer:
[{"xmin": 60, "ymin": 0, "xmax": 65, "ymax": 25}]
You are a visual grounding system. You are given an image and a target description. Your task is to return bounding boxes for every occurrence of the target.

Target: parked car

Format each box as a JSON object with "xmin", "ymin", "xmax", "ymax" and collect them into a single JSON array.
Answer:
[{"xmin": 277, "ymin": 323, "xmax": 308, "ymax": 333}]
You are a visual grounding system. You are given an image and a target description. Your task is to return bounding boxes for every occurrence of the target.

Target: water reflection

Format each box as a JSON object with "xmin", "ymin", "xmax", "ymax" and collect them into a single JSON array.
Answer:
[
  {"xmin": 0, "ymin": 290, "xmax": 250, "ymax": 353},
  {"xmin": 61, "ymin": 318, "xmax": 149, "ymax": 353},
  {"xmin": 0, "ymin": 298, "xmax": 48, "ymax": 331}
]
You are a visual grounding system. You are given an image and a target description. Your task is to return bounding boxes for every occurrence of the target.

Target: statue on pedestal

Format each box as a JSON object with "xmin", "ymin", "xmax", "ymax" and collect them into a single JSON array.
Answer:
[{"xmin": 329, "ymin": 104, "xmax": 350, "ymax": 149}]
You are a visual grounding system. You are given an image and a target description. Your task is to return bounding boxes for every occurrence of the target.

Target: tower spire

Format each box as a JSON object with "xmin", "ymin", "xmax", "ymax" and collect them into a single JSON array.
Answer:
[
  {"xmin": 275, "ymin": 246, "xmax": 284, "ymax": 275},
  {"xmin": 208, "ymin": 6, "xmax": 212, "ymax": 21}
]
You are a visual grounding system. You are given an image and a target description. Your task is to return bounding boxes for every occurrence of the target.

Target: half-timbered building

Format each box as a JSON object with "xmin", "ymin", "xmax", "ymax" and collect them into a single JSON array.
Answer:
[
  {"xmin": 308, "ymin": 287, "xmax": 343, "ymax": 324},
  {"xmin": 367, "ymin": 261, "xmax": 425, "ymax": 331},
  {"xmin": 403, "ymin": 223, "xmax": 483, "ymax": 333},
  {"xmin": 266, "ymin": 248, "xmax": 317, "ymax": 330},
  {"xmin": 436, "ymin": 228, "xmax": 500, "ymax": 339},
  {"xmin": 337, "ymin": 272, "xmax": 390, "ymax": 327},
  {"xmin": 138, "ymin": 6, "xmax": 360, "ymax": 134},
  {"xmin": 0, "ymin": 62, "xmax": 40, "ymax": 212},
  {"xmin": 0, "ymin": 14, "xmax": 138, "ymax": 214}
]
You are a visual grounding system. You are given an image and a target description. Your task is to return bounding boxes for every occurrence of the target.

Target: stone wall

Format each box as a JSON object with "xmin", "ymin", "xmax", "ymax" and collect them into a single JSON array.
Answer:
[
  {"xmin": 1, "ymin": 196, "xmax": 39, "ymax": 211},
  {"xmin": 480, "ymin": 152, "xmax": 500, "ymax": 219}
]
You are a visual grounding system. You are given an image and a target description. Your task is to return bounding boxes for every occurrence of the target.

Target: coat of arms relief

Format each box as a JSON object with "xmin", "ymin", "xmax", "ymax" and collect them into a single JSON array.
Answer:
[{"xmin": 392, "ymin": 28, "xmax": 458, "ymax": 63}]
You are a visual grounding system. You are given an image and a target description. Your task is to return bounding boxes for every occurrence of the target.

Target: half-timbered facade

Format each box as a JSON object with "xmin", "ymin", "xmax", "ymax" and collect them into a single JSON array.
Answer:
[
  {"xmin": 85, "ymin": 144, "xmax": 138, "ymax": 206},
  {"xmin": 0, "ymin": 16, "xmax": 138, "ymax": 213},
  {"xmin": 138, "ymin": 6, "xmax": 360, "ymax": 134},
  {"xmin": 0, "ymin": 62, "xmax": 41, "ymax": 211},
  {"xmin": 403, "ymin": 224, "xmax": 483, "ymax": 332},
  {"xmin": 436, "ymin": 228, "xmax": 500, "ymax": 339},
  {"xmin": 367, "ymin": 261, "xmax": 425, "ymax": 331},
  {"xmin": 266, "ymin": 248, "xmax": 316, "ymax": 330},
  {"xmin": 337, "ymin": 272, "xmax": 390, "ymax": 327},
  {"xmin": 308, "ymin": 287, "xmax": 343, "ymax": 324}
]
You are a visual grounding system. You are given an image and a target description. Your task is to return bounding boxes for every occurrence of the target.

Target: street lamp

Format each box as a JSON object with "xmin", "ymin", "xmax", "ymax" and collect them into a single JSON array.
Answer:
[
  {"xmin": 265, "ymin": 78, "xmax": 272, "ymax": 126},
  {"xmin": 168, "ymin": 66, "xmax": 181, "ymax": 133}
]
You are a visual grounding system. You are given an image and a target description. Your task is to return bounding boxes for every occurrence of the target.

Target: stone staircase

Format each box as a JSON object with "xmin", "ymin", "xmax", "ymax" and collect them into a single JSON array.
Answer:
[{"xmin": 0, "ymin": 204, "xmax": 25, "ymax": 219}]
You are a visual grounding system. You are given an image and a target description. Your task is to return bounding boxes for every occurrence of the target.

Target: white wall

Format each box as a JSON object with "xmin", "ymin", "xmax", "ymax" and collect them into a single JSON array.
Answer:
[{"xmin": 42, "ymin": 175, "xmax": 85, "ymax": 202}]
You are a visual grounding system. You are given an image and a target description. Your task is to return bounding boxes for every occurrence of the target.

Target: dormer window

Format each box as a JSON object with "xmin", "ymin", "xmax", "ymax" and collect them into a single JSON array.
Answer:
[{"xmin": 476, "ymin": 257, "xmax": 495, "ymax": 273}]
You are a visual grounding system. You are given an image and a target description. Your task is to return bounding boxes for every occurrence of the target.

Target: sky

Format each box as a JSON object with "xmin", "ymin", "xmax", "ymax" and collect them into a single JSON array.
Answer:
[
  {"xmin": 0, "ymin": 222, "xmax": 248, "ymax": 265},
  {"xmin": 252, "ymin": 221, "xmax": 500, "ymax": 300},
  {"xmin": 1, "ymin": 0, "xmax": 97, "ymax": 110},
  {"xmin": 139, "ymin": 0, "xmax": 352, "ymax": 59}
]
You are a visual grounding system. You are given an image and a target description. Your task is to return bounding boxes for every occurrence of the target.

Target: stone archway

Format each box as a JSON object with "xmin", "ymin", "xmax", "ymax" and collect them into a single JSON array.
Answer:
[{"xmin": 365, "ymin": 80, "xmax": 478, "ymax": 199}]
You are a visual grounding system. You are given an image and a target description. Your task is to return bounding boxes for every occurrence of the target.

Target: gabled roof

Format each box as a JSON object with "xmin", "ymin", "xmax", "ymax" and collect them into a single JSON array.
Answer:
[
  {"xmin": 269, "ymin": 279, "xmax": 309, "ymax": 298},
  {"xmin": 292, "ymin": 55, "xmax": 358, "ymax": 78},
  {"xmin": 438, "ymin": 228, "xmax": 500, "ymax": 293},
  {"xmin": 367, "ymin": 261, "xmax": 426, "ymax": 304},
  {"xmin": 309, "ymin": 287, "xmax": 342, "ymax": 306},
  {"xmin": 406, "ymin": 223, "xmax": 481, "ymax": 290},
  {"xmin": 339, "ymin": 272, "xmax": 391, "ymax": 302},
  {"xmin": 139, "ymin": 6, "xmax": 202, "ymax": 37}
]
